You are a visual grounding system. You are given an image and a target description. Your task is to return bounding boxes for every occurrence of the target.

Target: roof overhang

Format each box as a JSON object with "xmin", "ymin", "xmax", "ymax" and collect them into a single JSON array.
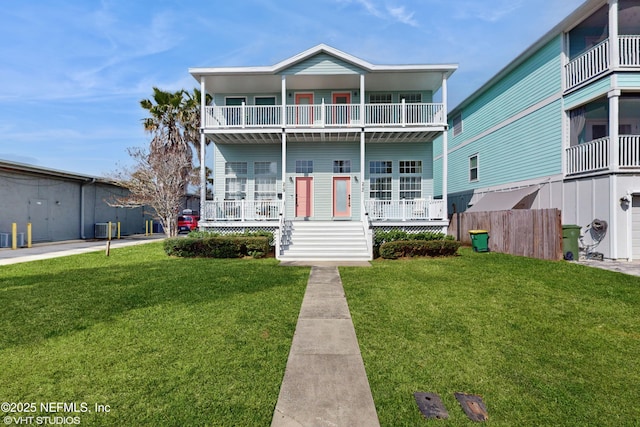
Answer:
[{"xmin": 190, "ymin": 44, "xmax": 458, "ymax": 94}]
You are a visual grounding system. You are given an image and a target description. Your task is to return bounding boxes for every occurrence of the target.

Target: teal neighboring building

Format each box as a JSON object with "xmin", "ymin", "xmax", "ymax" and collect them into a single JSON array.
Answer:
[{"xmin": 436, "ymin": 0, "xmax": 640, "ymax": 260}]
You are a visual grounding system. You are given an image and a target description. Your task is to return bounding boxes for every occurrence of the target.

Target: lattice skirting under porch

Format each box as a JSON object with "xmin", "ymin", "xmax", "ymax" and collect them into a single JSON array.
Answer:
[{"xmin": 372, "ymin": 225, "xmax": 448, "ymax": 234}]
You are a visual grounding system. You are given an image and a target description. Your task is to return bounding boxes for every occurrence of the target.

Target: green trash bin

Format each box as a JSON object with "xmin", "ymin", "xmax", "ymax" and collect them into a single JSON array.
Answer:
[
  {"xmin": 469, "ymin": 230, "xmax": 489, "ymax": 252},
  {"xmin": 562, "ymin": 224, "xmax": 581, "ymax": 261}
]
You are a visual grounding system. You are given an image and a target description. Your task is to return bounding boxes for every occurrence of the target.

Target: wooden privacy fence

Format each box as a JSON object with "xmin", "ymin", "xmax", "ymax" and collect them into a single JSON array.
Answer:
[{"xmin": 449, "ymin": 209, "xmax": 563, "ymax": 261}]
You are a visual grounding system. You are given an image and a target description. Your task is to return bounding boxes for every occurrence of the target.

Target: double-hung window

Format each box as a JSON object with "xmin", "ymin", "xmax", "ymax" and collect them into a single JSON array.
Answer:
[
  {"xmin": 254, "ymin": 161, "xmax": 277, "ymax": 200},
  {"xmin": 369, "ymin": 160, "xmax": 392, "ymax": 200},
  {"xmin": 225, "ymin": 162, "xmax": 247, "ymax": 200},
  {"xmin": 399, "ymin": 160, "xmax": 422, "ymax": 199},
  {"xmin": 469, "ymin": 155, "xmax": 479, "ymax": 182}
]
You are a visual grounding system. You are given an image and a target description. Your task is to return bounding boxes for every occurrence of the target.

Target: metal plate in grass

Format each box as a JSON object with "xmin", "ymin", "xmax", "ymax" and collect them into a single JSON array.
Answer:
[
  {"xmin": 414, "ymin": 392, "xmax": 449, "ymax": 420},
  {"xmin": 454, "ymin": 392, "xmax": 488, "ymax": 422}
]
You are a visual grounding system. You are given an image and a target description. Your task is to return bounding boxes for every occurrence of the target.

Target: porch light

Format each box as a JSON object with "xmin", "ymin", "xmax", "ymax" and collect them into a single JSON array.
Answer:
[
  {"xmin": 289, "ymin": 177, "xmax": 293, "ymax": 183},
  {"xmin": 353, "ymin": 91, "xmax": 358, "ymax": 96}
]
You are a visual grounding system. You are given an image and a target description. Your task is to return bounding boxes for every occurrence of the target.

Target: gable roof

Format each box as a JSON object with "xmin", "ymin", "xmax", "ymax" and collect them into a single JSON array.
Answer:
[{"xmin": 189, "ymin": 44, "xmax": 457, "ymax": 93}]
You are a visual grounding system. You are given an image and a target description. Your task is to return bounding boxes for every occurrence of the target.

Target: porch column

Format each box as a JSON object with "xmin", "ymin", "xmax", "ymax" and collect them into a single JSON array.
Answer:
[
  {"xmin": 609, "ymin": 88, "xmax": 620, "ymax": 171},
  {"xmin": 441, "ymin": 73, "xmax": 449, "ymax": 217},
  {"xmin": 281, "ymin": 75, "xmax": 288, "ymax": 219},
  {"xmin": 199, "ymin": 77, "xmax": 207, "ymax": 221},
  {"xmin": 609, "ymin": 0, "xmax": 619, "ymax": 69},
  {"xmin": 281, "ymin": 75, "xmax": 287, "ymax": 128},
  {"xmin": 360, "ymin": 74, "xmax": 366, "ymax": 222},
  {"xmin": 609, "ymin": 86, "xmax": 620, "ymax": 259}
]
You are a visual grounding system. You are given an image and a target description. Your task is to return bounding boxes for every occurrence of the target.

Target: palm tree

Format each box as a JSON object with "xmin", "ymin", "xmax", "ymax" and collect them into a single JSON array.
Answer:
[
  {"xmin": 180, "ymin": 88, "xmax": 212, "ymax": 163},
  {"xmin": 140, "ymin": 87, "xmax": 191, "ymax": 161}
]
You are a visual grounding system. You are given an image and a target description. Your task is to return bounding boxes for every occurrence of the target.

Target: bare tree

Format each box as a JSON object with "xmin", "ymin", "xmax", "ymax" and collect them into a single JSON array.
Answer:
[{"xmin": 111, "ymin": 147, "xmax": 194, "ymax": 237}]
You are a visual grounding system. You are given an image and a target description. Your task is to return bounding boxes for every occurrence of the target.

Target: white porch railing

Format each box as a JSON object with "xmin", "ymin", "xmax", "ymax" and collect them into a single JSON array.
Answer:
[
  {"xmin": 619, "ymin": 135, "xmax": 640, "ymax": 168},
  {"xmin": 202, "ymin": 200, "xmax": 282, "ymax": 221},
  {"xmin": 364, "ymin": 198, "xmax": 446, "ymax": 221},
  {"xmin": 619, "ymin": 35, "xmax": 640, "ymax": 67},
  {"xmin": 565, "ymin": 39, "xmax": 610, "ymax": 90},
  {"xmin": 204, "ymin": 102, "xmax": 445, "ymax": 129},
  {"xmin": 565, "ymin": 36, "xmax": 640, "ymax": 90},
  {"xmin": 566, "ymin": 137, "xmax": 610, "ymax": 175}
]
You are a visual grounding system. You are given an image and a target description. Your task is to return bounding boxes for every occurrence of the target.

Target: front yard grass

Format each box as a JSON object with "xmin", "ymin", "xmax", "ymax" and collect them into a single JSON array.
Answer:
[
  {"xmin": 0, "ymin": 242, "xmax": 309, "ymax": 426},
  {"xmin": 341, "ymin": 248, "xmax": 640, "ymax": 426}
]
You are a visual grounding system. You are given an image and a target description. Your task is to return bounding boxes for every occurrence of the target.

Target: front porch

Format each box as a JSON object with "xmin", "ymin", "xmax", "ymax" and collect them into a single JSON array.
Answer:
[{"xmin": 200, "ymin": 198, "xmax": 447, "ymax": 223}]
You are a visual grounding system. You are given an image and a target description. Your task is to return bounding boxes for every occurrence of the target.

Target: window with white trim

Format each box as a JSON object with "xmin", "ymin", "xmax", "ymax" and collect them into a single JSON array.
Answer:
[
  {"xmin": 399, "ymin": 93, "xmax": 422, "ymax": 103},
  {"xmin": 369, "ymin": 160, "xmax": 392, "ymax": 200},
  {"xmin": 254, "ymin": 161, "xmax": 277, "ymax": 200},
  {"xmin": 295, "ymin": 160, "xmax": 313, "ymax": 174},
  {"xmin": 453, "ymin": 113, "xmax": 463, "ymax": 136},
  {"xmin": 399, "ymin": 160, "xmax": 422, "ymax": 199},
  {"xmin": 369, "ymin": 94, "xmax": 392, "ymax": 103},
  {"xmin": 225, "ymin": 162, "xmax": 247, "ymax": 200},
  {"xmin": 333, "ymin": 160, "xmax": 351, "ymax": 173},
  {"xmin": 469, "ymin": 155, "xmax": 479, "ymax": 182}
]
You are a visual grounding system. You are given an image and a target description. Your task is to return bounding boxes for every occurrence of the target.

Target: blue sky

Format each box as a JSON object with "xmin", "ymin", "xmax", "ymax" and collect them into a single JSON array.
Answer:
[{"xmin": 0, "ymin": 0, "xmax": 584, "ymax": 177}]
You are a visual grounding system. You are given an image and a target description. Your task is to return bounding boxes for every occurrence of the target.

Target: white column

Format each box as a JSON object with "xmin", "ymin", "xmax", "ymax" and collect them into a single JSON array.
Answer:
[
  {"xmin": 441, "ymin": 74, "xmax": 448, "ymax": 217},
  {"xmin": 281, "ymin": 75, "xmax": 287, "ymax": 127},
  {"xmin": 609, "ymin": 80, "xmax": 620, "ymax": 259},
  {"xmin": 199, "ymin": 77, "xmax": 207, "ymax": 220},
  {"xmin": 360, "ymin": 74, "xmax": 366, "ymax": 221},
  {"xmin": 281, "ymin": 75, "xmax": 287, "ymax": 218},
  {"xmin": 609, "ymin": 0, "xmax": 619, "ymax": 69}
]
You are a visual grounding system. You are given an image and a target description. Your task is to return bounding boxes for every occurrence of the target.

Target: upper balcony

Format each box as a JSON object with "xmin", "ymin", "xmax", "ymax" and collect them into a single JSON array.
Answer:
[
  {"xmin": 565, "ymin": 35, "xmax": 640, "ymax": 91},
  {"xmin": 203, "ymin": 101, "xmax": 445, "ymax": 130}
]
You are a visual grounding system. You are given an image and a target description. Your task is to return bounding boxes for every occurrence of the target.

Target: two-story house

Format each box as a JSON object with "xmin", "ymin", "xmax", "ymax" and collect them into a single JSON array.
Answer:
[
  {"xmin": 190, "ymin": 44, "xmax": 457, "ymax": 261},
  {"xmin": 437, "ymin": 0, "xmax": 640, "ymax": 260}
]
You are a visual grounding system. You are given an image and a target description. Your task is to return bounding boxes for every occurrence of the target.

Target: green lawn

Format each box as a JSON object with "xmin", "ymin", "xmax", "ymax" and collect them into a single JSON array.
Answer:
[
  {"xmin": 341, "ymin": 248, "xmax": 640, "ymax": 426},
  {"xmin": 0, "ymin": 243, "xmax": 309, "ymax": 426},
  {"xmin": 3, "ymin": 244, "xmax": 640, "ymax": 426}
]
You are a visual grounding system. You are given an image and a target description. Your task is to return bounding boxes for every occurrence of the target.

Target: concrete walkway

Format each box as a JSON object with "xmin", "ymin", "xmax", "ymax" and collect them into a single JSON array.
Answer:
[{"xmin": 271, "ymin": 266, "xmax": 380, "ymax": 427}]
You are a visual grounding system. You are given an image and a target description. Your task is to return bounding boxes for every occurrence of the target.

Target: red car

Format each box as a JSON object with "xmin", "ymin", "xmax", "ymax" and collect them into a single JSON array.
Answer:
[{"xmin": 178, "ymin": 212, "xmax": 199, "ymax": 233}]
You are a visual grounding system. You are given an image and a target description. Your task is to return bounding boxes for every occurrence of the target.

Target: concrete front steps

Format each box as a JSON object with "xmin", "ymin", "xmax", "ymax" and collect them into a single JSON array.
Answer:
[{"xmin": 279, "ymin": 221, "xmax": 371, "ymax": 262}]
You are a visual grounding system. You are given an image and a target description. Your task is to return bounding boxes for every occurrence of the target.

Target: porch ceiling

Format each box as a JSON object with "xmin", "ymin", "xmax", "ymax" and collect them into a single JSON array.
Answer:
[{"xmin": 205, "ymin": 128, "xmax": 445, "ymax": 144}]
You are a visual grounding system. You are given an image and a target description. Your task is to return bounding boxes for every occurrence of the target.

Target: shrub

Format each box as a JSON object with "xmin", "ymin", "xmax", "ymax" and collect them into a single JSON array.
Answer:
[
  {"xmin": 164, "ymin": 235, "xmax": 270, "ymax": 258},
  {"xmin": 379, "ymin": 239, "xmax": 461, "ymax": 259},
  {"xmin": 373, "ymin": 229, "xmax": 454, "ymax": 257}
]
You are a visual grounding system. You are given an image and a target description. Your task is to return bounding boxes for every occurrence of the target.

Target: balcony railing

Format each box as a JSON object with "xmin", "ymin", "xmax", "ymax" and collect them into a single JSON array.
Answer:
[
  {"xmin": 566, "ymin": 135, "xmax": 640, "ymax": 175},
  {"xmin": 566, "ymin": 137, "xmax": 609, "ymax": 175},
  {"xmin": 565, "ymin": 39, "xmax": 609, "ymax": 90},
  {"xmin": 364, "ymin": 198, "xmax": 446, "ymax": 221},
  {"xmin": 620, "ymin": 135, "xmax": 640, "ymax": 168},
  {"xmin": 565, "ymin": 36, "xmax": 640, "ymax": 90},
  {"xmin": 202, "ymin": 200, "xmax": 282, "ymax": 221},
  {"xmin": 204, "ymin": 102, "xmax": 445, "ymax": 130}
]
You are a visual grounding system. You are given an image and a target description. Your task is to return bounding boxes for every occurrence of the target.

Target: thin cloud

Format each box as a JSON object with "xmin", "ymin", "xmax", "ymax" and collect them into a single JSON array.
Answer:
[
  {"xmin": 453, "ymin": 0, "xmax": 524, "ymax": 23},
  {"xmin": 387, "ymin": 6, "xmax": 418, "ymax": 27}
]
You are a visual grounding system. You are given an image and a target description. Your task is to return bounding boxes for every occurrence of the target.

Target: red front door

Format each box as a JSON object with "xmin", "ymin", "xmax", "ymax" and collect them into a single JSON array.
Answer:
[
  {"xmin": 295, "ymin": 93, "xmax": 314, "ymax": 125},
  {"xmin": 295, "ymin": 177, "xmax": 313, "ymax": 217},
  {"xmin": 332, "ymin": 92, "xmax": 351, "ymax": 124}
]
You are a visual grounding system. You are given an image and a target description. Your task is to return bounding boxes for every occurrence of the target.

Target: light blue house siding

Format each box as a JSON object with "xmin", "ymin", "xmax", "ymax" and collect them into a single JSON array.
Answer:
[
  {"xmin": 364, "ymin": 141, "xmax": 434, "ymax": 196},
  {"xmin": 213, "ymin": 143, "xmax": 282, "ymax": 200},
  {"xmin": 284, "ymin": 141, "xmax": 361, "ymax": 220},
  {"xmin": 282, "ymin": 53, "xmax": 363, "ymax": 75},
  {"xmin": 435, "ymin": 36, "xmax": 564, "ymax": 201}
]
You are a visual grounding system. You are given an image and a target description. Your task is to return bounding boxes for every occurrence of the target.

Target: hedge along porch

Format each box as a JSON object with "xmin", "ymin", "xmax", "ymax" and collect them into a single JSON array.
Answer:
[{"xmin": 190, "ymin": 44, "xmax": 457, "ymax": 261}]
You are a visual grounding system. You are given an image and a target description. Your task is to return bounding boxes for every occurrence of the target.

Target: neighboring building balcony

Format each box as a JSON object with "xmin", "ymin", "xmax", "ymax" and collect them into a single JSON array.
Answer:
[
  {"xmin": 565, "ymin": 135, "xmax": 640, "ymax": 175},
  {"xmin": 364, "ymin": 198, "xmax": 446, "ymax": 222},
  {"xmin": 203, "ymin": 101, "xmax": 446, "ymax": 130},
  {"xmin": 565, "ymin": 35, "xmax": 640, "ymax": 91}
]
